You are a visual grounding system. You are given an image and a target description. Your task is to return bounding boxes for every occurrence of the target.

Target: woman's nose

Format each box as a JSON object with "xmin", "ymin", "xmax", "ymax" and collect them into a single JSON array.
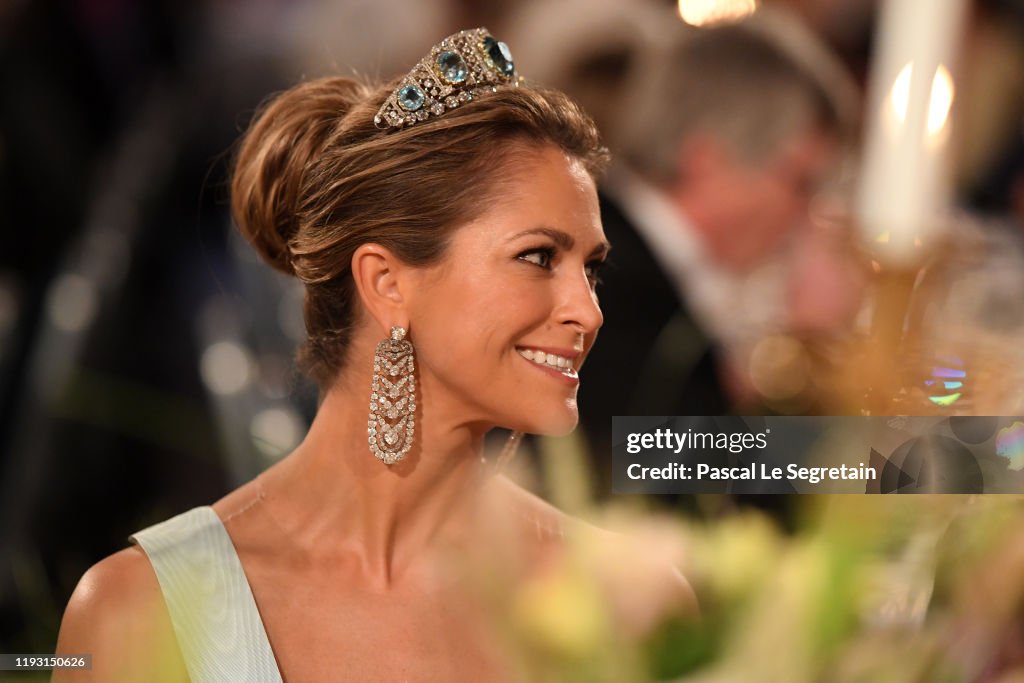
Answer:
[{"xmin": 557, "ymin": 268, "xmax": 603, "ymax": 334}]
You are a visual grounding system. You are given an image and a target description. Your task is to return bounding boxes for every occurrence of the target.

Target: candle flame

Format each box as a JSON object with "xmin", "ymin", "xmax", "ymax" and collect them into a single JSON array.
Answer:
[
  {"xmin": 887, "ymin": 62, "xmax": 954, "ymax": 139},
  {"xmin": 927, "ymin": 65, "xmax": 954, "ymax": 136},
  {"xmin": 677, "ymin": 0, "xmax": 759, "ymax": 26},
  {"xmin": 890, "ymin": 62, "xmax": 913, "ymax": 125}
]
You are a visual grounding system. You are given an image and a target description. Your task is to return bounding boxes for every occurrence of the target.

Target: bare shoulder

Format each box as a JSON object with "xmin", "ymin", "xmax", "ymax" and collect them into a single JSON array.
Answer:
[
  {"xmin": 492, "ymin": 477, "xmax": 697, "ymax": 618},
  {"xmin": 581, "ymin": 523, "xmax": 699, "ymax": 617},
  {"xmin": 493, "ymin": 475, "xmax": 571, "ymax": 533},
  {"xmin": 54, "ymin": 547, "xmax": 187, "ymax": 683}
]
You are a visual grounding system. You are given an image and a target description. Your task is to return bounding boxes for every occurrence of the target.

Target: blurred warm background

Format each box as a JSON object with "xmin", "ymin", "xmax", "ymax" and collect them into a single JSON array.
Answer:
[{"xmin": 2, "ymin": 0, "xmax": 1024, "ymax": 680}]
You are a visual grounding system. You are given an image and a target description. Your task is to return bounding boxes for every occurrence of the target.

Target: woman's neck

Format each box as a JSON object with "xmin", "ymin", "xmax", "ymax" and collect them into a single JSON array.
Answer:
[{"xmin": 257, "ymin": 377, "xmax": 490, "ymax": 589}]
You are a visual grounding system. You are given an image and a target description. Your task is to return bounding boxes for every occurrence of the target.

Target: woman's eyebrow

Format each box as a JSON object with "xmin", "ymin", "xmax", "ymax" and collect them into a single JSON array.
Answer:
[
  {"xmin": 506, "ymin": 227, "xmax": 574, "ymax": 250},
  {"xmin": 589, "ymin": 241, "xmax": 611, "ymax": 259}
]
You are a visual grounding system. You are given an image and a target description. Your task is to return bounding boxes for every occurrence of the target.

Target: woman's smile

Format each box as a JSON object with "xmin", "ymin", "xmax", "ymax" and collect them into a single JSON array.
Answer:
[{"xmin": 515, "ymin": 346, "xmax": 581, "ymax": 384}]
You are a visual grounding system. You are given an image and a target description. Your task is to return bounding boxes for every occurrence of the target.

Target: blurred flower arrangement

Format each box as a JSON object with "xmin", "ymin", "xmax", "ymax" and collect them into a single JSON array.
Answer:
[{"xmin": 480, "ymin": 441, "xmax": 1024, "ymax": 682}]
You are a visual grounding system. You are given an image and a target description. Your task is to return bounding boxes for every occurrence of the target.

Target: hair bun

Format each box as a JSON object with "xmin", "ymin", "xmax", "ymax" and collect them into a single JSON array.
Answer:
[{"xmin": 231, "ymin": 77, "xmax": 370, "ymax": 276}]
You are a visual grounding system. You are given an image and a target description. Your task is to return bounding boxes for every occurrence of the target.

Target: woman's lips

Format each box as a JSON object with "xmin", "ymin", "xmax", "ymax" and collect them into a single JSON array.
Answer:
[{"xmin": 516, "ymin": 347, "xmax": 580, "ymax": 384}]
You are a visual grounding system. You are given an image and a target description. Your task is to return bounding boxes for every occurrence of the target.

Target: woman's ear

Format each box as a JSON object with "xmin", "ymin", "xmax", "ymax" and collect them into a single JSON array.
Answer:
[{"xmin": 351, "ymin": 244, "xmax": 410, "ymax": 334}]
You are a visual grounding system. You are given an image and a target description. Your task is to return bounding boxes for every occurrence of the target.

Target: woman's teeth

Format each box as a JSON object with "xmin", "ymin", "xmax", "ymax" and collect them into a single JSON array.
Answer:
[{"xmin": 517, "ymin": 348, "xmax": 573, "ymax": 370}]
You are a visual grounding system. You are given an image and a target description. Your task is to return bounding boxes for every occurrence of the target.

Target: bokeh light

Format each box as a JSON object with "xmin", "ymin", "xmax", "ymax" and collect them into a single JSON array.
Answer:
[
  {"xmin": 46, "ymin": 273, "xmax": 97, "ymax": 333},
  {"xmin": 996, "ymin": 421, "xmax": 1024, "ymax": 471},
  {"xmin": 199, "ymin": 341, "xmax": 253, "ymax": 395},
  {"xmin": 677, "ymin": 0, "xmax": 758, "ymax": 27},
  {"xmin": 924, "ymin": 356, "xmax": 966, "ymax": 407},
  {"xmin": 250, "ymin": 407, "xmax": 304, "ymax": 460},
  {"xmin": 748, "ymin": 335, "xmax": 809, "ymax": 401}
]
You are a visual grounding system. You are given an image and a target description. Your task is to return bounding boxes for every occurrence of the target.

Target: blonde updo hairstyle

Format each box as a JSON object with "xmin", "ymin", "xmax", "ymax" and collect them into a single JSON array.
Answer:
[{"xmin": 231, "ymin": 76, "xmax": 607, "ymax": 388}]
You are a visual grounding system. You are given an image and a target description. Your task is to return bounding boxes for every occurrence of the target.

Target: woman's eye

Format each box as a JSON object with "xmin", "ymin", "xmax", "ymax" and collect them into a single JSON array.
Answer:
[
  {"xmin": 518, "ymin": 248, "xmax": 554, "ymax": 269},
  {"xmin": 585, "ymin": 260, "xmax": 605, "ymax": 287}
]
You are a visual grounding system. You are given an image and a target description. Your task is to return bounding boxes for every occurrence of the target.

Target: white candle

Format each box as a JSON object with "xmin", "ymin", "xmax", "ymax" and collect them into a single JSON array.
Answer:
[{"xmin": 856, "ymin": 0, "xmax": 967, "ymax": 267}]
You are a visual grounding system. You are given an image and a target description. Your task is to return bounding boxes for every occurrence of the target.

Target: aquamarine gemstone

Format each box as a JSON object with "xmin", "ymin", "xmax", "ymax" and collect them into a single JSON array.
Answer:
[
  {"xmin": 398, "ymin": 84, "xmax": 425, "ymax": 111},
  {"xmin": 483, "ymin": 36, "xmax": 514, "ymax": 76},
  {"xmin": 436, "ymin": 51, "xmax": 467, "ymax": 84}
]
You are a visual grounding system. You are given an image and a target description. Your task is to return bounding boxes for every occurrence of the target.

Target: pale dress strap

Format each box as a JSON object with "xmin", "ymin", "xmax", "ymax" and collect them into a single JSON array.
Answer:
[{"xmin": 130, "ymin": 506, "xmax": 283, "ymax": 683}]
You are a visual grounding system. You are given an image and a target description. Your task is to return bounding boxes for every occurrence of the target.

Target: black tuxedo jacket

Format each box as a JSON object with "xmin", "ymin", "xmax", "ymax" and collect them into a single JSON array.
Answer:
[{"xmin": 576, "ymin": 194, "xmax": 729, "ymax": 469}]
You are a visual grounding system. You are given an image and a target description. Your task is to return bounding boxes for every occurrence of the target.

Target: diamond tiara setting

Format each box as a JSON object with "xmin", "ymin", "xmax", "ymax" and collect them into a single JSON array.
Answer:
[{"xmin": 374, "ymin": 27, "xmax": 519, "ymax": 130}]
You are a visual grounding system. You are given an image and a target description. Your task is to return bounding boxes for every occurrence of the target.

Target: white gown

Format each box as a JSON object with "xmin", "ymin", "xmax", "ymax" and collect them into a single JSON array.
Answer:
[{"xmin": 131, "ymin": 507, "xmax": 284, "ymax": 682}]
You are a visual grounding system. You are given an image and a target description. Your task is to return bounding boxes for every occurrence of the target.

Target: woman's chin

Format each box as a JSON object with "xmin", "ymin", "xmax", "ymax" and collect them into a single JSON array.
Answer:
[
  {"xmin": 514, "ymin": 407, "xmax": 579, "ymax": 437},
  {"xmin": 545, "ymin": 421, "xmax": 579, "ymax": 438}
]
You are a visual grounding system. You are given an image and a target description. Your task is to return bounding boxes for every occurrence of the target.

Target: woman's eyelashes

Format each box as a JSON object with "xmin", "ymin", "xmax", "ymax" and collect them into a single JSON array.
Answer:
[
  {"xmin": 517, "ymin": 246, "xmax": 555, "ymax": 270},
  {"xmin": 585, "ymin": 259, "xmax": 605, "ymax": 287},
  {"xmin": 516, "ymin": 246, "xmax": 605, "ymax": 289}
]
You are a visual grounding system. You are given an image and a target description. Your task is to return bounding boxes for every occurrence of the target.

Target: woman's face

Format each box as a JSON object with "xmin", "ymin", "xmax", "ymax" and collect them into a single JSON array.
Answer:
[{"xmin": 406, "ymin": 145, "xmax": 608, "ymax": 436}]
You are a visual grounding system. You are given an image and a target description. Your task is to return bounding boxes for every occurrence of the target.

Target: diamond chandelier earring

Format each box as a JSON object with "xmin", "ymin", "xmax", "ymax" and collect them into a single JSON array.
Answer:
[{"xmin": 368, "ymin": 326, "xmax": 416, "ymax": 464}]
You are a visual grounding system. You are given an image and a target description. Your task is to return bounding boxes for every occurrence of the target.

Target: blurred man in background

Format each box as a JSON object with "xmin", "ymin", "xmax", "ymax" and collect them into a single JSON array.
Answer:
[{"xmin": 529, "ymin": 8, "xmax": 863, "ymax": 466}]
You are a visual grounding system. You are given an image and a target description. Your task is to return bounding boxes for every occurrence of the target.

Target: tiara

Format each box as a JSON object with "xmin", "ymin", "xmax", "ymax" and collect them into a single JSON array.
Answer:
[{"xmin": 374, "ymin": 27, "xmax": 519, "ymax": 130}]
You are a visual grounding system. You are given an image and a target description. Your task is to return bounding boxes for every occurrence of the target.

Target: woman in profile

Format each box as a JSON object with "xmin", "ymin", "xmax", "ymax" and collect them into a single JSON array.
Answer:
[{"xmin": 55, "ymin": 28, "xmax": 693, "ymax": 682}]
